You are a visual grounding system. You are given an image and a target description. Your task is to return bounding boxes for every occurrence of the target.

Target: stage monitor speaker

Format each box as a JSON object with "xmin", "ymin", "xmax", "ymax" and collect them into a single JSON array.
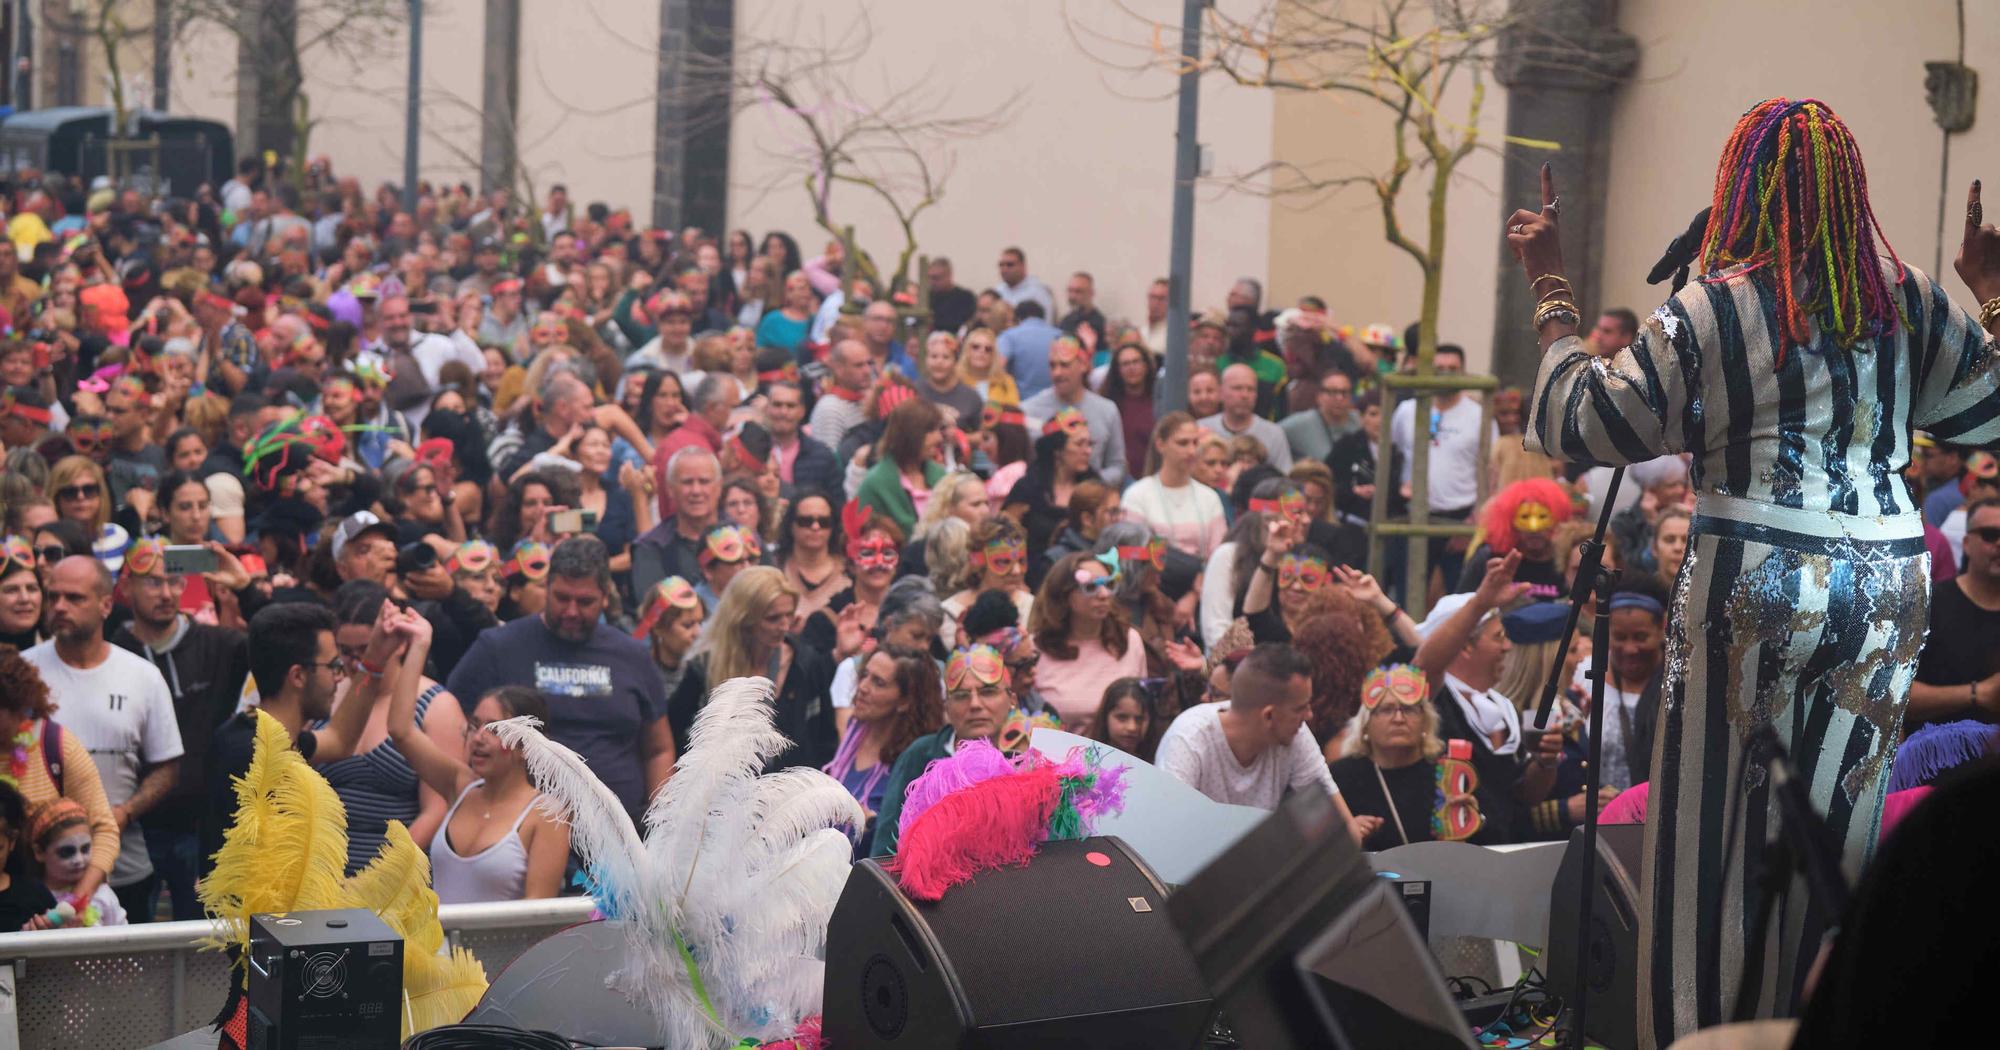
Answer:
[
  {"xmin": 1546, "ymin": 823, "xmax": 1644, "ymax": 1050},
  {"xmin": 823, "ymin": 836, "xmax": 1215, "ymax": 1049}
]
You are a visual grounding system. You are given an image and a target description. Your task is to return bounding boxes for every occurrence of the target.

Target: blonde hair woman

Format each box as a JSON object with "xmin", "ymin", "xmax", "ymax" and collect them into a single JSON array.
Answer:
[
  {"xmin": 45, "ymin": 456, "xmax": 110, "ymax": 533},
  {"xmin": 1327, "ymin": 666, "xmax": 1495, "ymax": 851},
  {"xmin": 665, "ymin": 565, "xmax": 838, "ymax": 770},
  {"xmin": 956, "ymin": 327, "xmax": 1019, "ymax": 406}
]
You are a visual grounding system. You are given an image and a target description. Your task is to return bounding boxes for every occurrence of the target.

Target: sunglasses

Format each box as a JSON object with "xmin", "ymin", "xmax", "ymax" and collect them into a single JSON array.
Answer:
[
  {"xmin": 56, "ymin": 483, "xmax": 101, "ymax": 502},
  {"xmin": 1972, "ymin": 527, "xmax": 2000, "ymax": 545},
  {"xmin": 1075, "ymin": 572, "xmax": 1116, "ymax": 595},
  {"xmin": 36, "ymin": 545, "xmax": 67, "ymax": 563},
  {"xmin": 793, "ymin": 515, "xmax": 832, "ymax": 530},
  {"xmin": 851, "ymin": 540, "xmax": 899, "ymax": 569}
]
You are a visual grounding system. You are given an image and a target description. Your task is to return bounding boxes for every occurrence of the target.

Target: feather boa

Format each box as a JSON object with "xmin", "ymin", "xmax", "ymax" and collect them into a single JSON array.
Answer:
[
  {"xmin": 1887, "ymin": 720, "xmax": 2000, "ymax": 792},
  {"xmin": 886, "ymin": 742, "xmax": 1130, "ymax": 901},
  {"xmin": 492, "ymin": 678, "xmax": 864, "ymax": 1049}
]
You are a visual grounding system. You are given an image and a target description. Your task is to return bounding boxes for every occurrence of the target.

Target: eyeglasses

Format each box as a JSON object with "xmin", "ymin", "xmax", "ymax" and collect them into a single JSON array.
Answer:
[
  {"xmin": 56, "ymin": 483, "xmax": 100, "ymax": 502},
  {"xmin": 304, "ymin": 657, "xmax": 349, "ymax": 677},
  {"xmin": 1321, "ymin": 384, "xmax": 1353, "ymax": 397},
  {"xmin": 793, "ymin": 515, "xmax": 832, "ymax": 530}
]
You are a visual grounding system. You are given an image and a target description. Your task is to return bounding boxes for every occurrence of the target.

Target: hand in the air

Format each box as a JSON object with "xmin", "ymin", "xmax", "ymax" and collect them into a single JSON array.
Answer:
[{"xmin": 1956, "ymin": 179, "xmax": 2000, "ymax": 307}]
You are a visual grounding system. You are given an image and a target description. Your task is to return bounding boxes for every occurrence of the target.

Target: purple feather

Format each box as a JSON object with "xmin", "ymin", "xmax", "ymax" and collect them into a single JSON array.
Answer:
[
  {"xmin": 1889, "ymin": 720, "xmax": 2000, "ymax": 793},
  {"xmin": 896, "ymin": 741, "xmax": 1019, "ymax": 836}
]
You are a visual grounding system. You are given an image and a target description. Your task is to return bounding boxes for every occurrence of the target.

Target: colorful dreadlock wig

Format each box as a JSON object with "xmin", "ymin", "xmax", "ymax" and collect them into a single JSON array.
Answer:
[
  {"xmin": 1480, "ymin": 477, "xmax": 1574, "ymax": 556},
  {"xmin": 886, "ymin": 741, "xmax": 1129, "ymax": 901},
  {"xmin": 1700, "ymin": 98, "xmax": 1907, "ymax": 365}
]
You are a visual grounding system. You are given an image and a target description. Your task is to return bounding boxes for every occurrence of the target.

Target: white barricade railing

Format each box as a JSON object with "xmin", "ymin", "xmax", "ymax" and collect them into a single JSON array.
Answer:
[{"xmin": 0, "ymin": 897, "xmax": 598, "ymax": 1050}]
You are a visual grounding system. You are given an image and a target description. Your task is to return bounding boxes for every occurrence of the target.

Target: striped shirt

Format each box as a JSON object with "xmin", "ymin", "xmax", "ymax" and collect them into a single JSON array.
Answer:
[{"xmin": 1526, "ymin": 261, "xmax": 2000, "ymax": 537}]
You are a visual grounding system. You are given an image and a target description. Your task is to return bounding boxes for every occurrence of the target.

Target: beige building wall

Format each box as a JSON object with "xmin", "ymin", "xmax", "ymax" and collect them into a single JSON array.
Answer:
[
  {"xmin": 512, "ymin": 0, "xmax": 658, "ymax": 212},
  {"xmin": 726, "ymin": 0, "xmax": 1277, "ymax": 330},
  {"xmin": 1599, "ymin": 0, "xmax": 2000, "ymax": 318}
]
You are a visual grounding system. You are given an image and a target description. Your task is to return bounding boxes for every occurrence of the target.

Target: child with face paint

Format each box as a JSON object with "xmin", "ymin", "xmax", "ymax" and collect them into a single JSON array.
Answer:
[
  {"xmin": 1456, "ymin": 478, "xmax": 1574, "ymax": 600},
  {"xmin": 27, "ymin": 799, "xmax": 125, "ymax": 927}
]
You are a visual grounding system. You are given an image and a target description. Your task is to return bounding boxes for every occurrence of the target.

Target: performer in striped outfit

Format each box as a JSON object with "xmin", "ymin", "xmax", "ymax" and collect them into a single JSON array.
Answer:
[{"xmin": 1505, "ymin": 98, "xmax": 2000, "ymax": 1047}]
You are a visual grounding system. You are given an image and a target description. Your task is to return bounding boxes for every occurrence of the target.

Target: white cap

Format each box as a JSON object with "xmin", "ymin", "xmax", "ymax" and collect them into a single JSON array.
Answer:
[
  {"xmin": 1414, "ymin": 592, "xmax": 1490, "ymax": 641},
  {"xmin": 330, "ymin": 510, "xmax": 394, "ymax": 561}
]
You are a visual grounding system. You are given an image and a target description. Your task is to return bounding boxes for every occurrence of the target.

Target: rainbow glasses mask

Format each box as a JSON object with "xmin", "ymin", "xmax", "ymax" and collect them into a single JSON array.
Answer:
[
  {"xmin": 1116, "ymin": 538, "xmax": 1168, "ymax": 571},
  {"xmin": 945, "ymin": 644, "xmax": 1011, "ymax": 693},
  {"xmin": 447, "ymin": 540, "xmax": 499, "ymax": 575},
  {"xmin": 501, "ymin": 541, "xmax": 552, "ymax": 581},
  {"xmin": 850, "ymin": 537, "xmax": 900, "ymax": 570},
  {"xmin": 0, "ymin": 535, "xmax": 33, "ymax": 575},
  {"xmin": 1277, "ymin": 553, "xmax": 1330, "ymax": 591},
  {"xmin": 122, "ymin": 538, "xmax": 168, "ymax": 579},
  {"xmin": 701, "ymin": 525, "xmax": 761, "ymax": 566},
  {"xmin": 633, "ymin": 576, "xmax": 703, "ymax": 638},
  {"xmin": 1042, "ymin": 407, "xmax": 1088, "ymax": 437},
  {"xmin": 981, "ymin": 404, "xmax": 1025, "ymax": 430},
  {"xmin": 1432, "ymin": 739, "xmax": 1484, "ymax": 841},
  {"xmin": 1249, "ymin": 490, "xmax": 1307, "ymax": 521},
  {"xmin": 1512, "ymin": 500, "xmax": 1555, "ymax": 535},
  {"xmin": 1969, "ymin": 451, "xmax": 2000, "ymax": 481},
  {"xmin": 1361, "ymin": 664, "xmax": 1428, "ymax": 711},
  {"xmin": 67, "ymin": 419, "xmax": 116, "ymax": 454},
  {"xmin": 970, "ymin": 539, "xmax": 1026, "ymax": 576}
]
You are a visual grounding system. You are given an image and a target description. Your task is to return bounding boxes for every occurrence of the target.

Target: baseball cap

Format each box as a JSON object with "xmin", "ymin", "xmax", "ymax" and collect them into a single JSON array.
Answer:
[{"xmin": 330, "ymin": 511, "xmax": 397, "ymax": 562}]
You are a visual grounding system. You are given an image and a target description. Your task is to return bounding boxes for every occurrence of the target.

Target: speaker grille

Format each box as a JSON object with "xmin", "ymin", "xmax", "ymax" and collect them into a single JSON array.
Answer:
[{"xmin": 860, "ymin": 954, "xmax": 908, "ymax": 1039}]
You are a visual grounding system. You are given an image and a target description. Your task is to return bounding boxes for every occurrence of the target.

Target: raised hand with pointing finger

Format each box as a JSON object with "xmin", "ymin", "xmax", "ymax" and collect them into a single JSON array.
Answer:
[{"xmin": 1956, "ymin": 179, "xmax": 2000, "ymax": 322}]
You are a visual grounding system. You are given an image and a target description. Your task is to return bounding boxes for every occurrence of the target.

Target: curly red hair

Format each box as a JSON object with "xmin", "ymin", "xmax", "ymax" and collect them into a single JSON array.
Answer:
[
  {"xmin": 0, "ymin": 645, "xmax": 56, "ymax": 721},
  {"xmin": 1292, "ymin": 591, "xmax": 1395, "ymax": 743},
  {"xmin": 1482, "ymin": 478, "xmax": 1574, "ymax": 555}
]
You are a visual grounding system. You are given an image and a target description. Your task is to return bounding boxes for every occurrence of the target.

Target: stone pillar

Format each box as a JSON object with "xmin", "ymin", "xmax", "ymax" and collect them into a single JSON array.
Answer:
[
  {"xmin": 653, "ymin": 0, "xmax": 732, "ymax": 234},
  {"xmin": 479, "ymin": 0, "xmax": 520, "ymax": 193},
  {"xmin": 1489, "ymin": 0, "xmax": 1637, "ymax": 392}
]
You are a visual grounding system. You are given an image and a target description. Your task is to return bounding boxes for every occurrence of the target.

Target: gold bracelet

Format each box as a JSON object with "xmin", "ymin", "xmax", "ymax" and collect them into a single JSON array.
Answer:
[
  {"xmin": 1979, "ymin": 296, "xmax": 2000, "ymax": 330},
  {"xmin": 1534, "ymin": 298, "xmax": 1579, "ymax": 323},
  {"xmin": 1532, "ymin": 274, "xmax": 1574, "ymax": 295}
]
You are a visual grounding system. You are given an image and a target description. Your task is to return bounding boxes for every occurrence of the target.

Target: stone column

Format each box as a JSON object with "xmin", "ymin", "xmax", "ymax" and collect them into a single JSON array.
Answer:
[
  {"xmin": 1489, "ymin": 0, "xmax": 1637, "ymax": 392},
  {"xmin": 653, "ymin": 0, "xmax": 732, "ymax": 234},
  {"xmin": 478, "ymin": 0, "xmax": 520, "ymax": 193}
]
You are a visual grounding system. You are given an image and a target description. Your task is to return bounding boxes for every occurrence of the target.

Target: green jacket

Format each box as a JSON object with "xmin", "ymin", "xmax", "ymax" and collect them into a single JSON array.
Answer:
[
  {"xmin": 854, "ymin": 457, "xmax": 946, "ymax": 537},
  {"xmin": 869, "ymin": 725, "xmax": 957, "ymax": 858}
]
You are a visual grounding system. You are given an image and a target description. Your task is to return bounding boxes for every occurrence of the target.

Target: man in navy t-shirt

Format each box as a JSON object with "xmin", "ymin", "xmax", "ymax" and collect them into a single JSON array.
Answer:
[{"xmin": 446, "ymin": 537, "xmax": 676, "ymax": 823}]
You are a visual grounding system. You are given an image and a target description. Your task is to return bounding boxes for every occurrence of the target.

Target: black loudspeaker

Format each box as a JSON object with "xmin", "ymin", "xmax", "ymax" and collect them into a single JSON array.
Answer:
[
  {"xmin": 823, "ymin": 837, "xmax": 1215, "ymax": 1049},
  {"xmin": 1546, "ymin": 824, "xmax": 1644, "ymax": 1050},
  {"xmin": 246, "ymin": 908, "xmax": 403, "ymax": 1050}
]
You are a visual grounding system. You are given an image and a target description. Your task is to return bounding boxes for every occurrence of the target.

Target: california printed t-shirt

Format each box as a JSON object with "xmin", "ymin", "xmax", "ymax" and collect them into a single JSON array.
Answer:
[
  {"xmin": 21, "ymin": 642, "xmax": 184, "ymax": 886},
  {"xmin": 445, "ymin": 616, "xmax": 668, "ymax": 823}
]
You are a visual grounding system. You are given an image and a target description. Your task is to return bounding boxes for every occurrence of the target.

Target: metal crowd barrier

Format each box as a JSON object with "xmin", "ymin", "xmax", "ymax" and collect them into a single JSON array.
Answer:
[{"xmin": 0, "ymin": 897, "xmax": 598, "ymax": 1050}]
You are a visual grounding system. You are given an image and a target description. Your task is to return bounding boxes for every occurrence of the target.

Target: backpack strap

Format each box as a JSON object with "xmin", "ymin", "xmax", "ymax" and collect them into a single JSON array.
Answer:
[{"xmin": 42, "ymin": 721, "xmax": 63, "ymax": 797}]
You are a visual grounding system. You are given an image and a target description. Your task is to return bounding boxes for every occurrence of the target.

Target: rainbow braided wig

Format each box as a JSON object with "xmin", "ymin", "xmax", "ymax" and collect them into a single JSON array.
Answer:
[{"xmin": 1699, "ymin": 98, "xmax": 1907, "ymax": 366}]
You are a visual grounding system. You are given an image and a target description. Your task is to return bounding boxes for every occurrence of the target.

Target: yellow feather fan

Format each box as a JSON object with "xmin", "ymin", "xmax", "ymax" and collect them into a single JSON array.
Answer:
[{"xmin": 198, "ymin": 710, "xmax": 488, "ymax": 1038}]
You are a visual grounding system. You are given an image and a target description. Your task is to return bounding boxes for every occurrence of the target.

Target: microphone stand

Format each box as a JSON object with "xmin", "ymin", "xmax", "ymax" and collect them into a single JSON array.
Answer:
[
  {"xmin": 1729, "ymin": 726, "xmax": 1852, "ymax": 1023},
  {"xmin": 1529, "ymin": 466, "xmax": 1624, "ymax": 1050}
]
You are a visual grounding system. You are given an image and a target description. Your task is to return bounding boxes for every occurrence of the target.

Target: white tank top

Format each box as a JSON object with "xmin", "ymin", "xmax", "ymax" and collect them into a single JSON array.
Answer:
[{"xmin": 428, "ymin": 780, "xmax": 536, "ymax": 904}]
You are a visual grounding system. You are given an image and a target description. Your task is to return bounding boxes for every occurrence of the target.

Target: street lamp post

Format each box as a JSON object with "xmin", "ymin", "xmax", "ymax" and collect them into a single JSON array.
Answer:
[
  {"xmin": 1157, "ymin": 0, "xmax": 1204, "ymax": 417},
  {"xmin": 402, "ymin": 0, "xmax": 422, "ymax": 213}
]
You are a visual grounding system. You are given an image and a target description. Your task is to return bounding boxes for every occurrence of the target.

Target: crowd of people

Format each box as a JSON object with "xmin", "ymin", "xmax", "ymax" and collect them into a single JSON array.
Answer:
[{"xmin": 0, "ymin": 153, "xmax": 1986, "ymax": 940}]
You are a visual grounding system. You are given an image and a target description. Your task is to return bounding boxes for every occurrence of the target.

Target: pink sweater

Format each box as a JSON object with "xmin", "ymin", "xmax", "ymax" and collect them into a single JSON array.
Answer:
[{"xmin": 1036, "ymin": 627, "xmax": 1148, "ymax": 733}]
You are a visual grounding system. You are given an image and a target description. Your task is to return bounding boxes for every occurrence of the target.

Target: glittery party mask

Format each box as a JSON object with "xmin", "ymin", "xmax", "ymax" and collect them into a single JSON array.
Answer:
[
  {"xmin": 1432, "ymin": 739, "xmax": 1483, "ymax": 841},
  {"xmin": 1970, "ymin": 451, "xmax": 1999, "ymax": 481},
  {"xmin": 633, "ymin": 576, "xmax": 703, "ymax": 638},
  {"xmin": 67, "ymin": 419, "xmax": 115, "ymax": 454},
  {"xmin": 502, "ymin": 541, "xmax": 551, "ymax": 581},
  {"xmin": 1362, "ymin": 664, "xmax": 1428, "ymax": 710},
  {"xmin": 981, "ymin": 403, "xmax": 1025, "ymax": 430},
  {"xmin": 0, "ymin": 535, "xmax": 33, "ymax": 575},
  {"xmin": 1042, "ymin": 407, "xmax": 1088, "ymax": 437},
  {"xmin": 122, "ymin": 538, "xmax": 168, "ymax": 578},
  {"xmin": 1117, "ymin": 537, "xmax": 1168, "ymax": 571},
  {"xmin": 1512, "ymin": 500, "xmax": 1555, "ymax": 535},
  {"xmin": 1250, "ymin": 490, "xmax": 1308, "ymax": 521},
  {"xmin": 1277, "ymin": 553, "xmax": 1329, "ymax": 591},
  {"xmin": 945, "ymin": 644, "xmax": 1010, "ymax": 692},
  {"xmin": 971, "ymin": 538, "xmax": 1026, "ymax": 575},
  {"xmin": 851, "ymin": 537, "xmax": 900, "ymax": 570},
  {"xmin": 700, "ymin": 525, "xmax": 761, "ymax": 567},
  {"xmin": 447, "ymin": 540, "xmax": 499, "ymax": 575},
  {"xmin": 0, "ymin": 391, "xmax": 51, "ymax": 425}
]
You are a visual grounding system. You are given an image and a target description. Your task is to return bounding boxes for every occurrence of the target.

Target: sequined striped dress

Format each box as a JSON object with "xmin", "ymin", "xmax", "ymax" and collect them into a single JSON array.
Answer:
[{"xmin": 1525, "ymin": 260, "xmax": 2000, "ymax": 1049}]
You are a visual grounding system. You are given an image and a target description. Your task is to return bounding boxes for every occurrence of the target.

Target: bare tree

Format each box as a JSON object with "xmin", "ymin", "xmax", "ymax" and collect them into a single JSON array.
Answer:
[
  {"xmin": 1068, "ymin": 0, "xmax": 1589, "ymax": 609},
  {"xmin": 42, "ymin": 0, "xmax": 155, "ymax": 135},
  {"xmin": 174, "ymin": 0, "xmax": 405, "ymax": 190},
  {"xmin": 662, "ymin": 6, "xmax": 1021, "ymax": 298}
]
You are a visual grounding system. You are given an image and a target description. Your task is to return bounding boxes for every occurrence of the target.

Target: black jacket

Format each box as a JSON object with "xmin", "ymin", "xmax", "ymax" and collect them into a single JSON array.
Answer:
[
  {"xmin": 666, "ymin": 635, "xmax": 838, "ymax": 772},
  {"xmin": 786, "ymin": 434, "xmax": 843, "ymax": 503},
  {"xmin": 114, "ymin": 619, "xmax": 251, "ymax": 835},
  {"xmin": 1327, "ymin": 429, "xmax": 1406, "ymax": 523}
]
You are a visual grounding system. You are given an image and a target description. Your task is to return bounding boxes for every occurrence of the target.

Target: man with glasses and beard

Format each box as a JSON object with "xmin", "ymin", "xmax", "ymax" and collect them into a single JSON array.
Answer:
[
  {"xmin": 446, "ymin": 536, "xmax": 675, "ymax": 824},
  {"xmin": 110, "ymin": 540, "xmax": 249, "ymax": 919}
]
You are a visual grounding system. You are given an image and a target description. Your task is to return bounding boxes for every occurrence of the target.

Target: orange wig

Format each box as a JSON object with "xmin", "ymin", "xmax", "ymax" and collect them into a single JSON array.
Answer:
[{"xmin": 1482, "ymin": 478, "xmax": 1574, "ymax": 555}]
